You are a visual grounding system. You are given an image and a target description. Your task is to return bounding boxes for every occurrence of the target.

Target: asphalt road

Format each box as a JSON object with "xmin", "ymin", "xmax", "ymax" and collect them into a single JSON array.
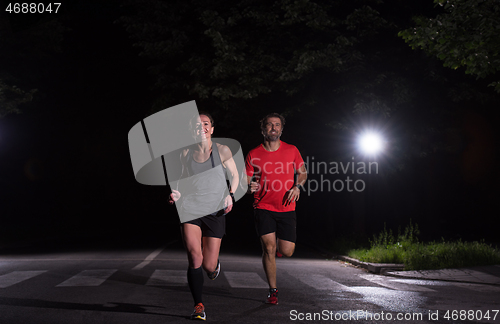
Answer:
[{"xmin": 1, "ymin": 239, "xmax": 499, "ymax": 324}]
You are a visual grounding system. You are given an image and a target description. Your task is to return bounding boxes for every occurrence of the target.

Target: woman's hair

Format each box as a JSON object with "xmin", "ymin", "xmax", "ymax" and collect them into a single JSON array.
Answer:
[
  {"xmin": 198, "ymin": 111, "xmax": 214, "ymax": 127},
  {"xmin": 260, "ymin": 112, "xmax": 285, "ymax": 131},
  {"xmin": 190, "ymin": 111, "xmax": 215, "ymax": 129}
]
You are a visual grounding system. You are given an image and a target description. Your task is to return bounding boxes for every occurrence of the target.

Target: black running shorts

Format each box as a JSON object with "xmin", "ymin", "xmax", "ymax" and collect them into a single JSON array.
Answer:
[
  {"xmin": 183, "ymin": 212, "xmax": 226, "ymax": 239},
  {"xmin": 254, "ymin": 209, "xmax": 297, "ymax": 243}
]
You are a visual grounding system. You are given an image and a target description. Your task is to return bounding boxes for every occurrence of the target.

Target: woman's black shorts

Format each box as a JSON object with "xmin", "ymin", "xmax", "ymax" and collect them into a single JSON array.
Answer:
[{"xmin": 183, "ymin": 212, "xmax": 226, "ymax": 239}]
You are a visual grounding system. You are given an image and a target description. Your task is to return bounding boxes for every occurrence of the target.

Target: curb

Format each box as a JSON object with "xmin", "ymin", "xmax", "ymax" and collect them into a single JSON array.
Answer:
[
  {"xmin": 302, "ymin": 242, "xmax": 500, "ymax": 285},
  {"xmin": 300, "ymin": 242, "xmax": 405, "ymax": 274},
  {"xmin": 382, "ymin": 269, "xmax": 500, "ymax": 286},
  {"xmin": 337, "ymin": 255, "xmax": 405, "ymax": 274}
]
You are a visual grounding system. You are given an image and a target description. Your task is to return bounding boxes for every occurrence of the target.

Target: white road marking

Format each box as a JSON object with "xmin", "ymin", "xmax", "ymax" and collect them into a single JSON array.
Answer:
[
  {"xmin": 57, "ymin": 269, "xmax": 117, "ymax": 287},
  {"xmin": 146, "ymin": 270, "xmax": 187, "ymax": 286},
  {"xmin": 132, "ymin": 246, "xmax": 166, "ymax": 270},
  {"xmin": 359, "ymin": 274, "xmax": 435, "ymax": 292},
  {"xmin": 348, "ymin": 286, "xmax": 424, "ymax": 314},
  {"xmin": 295, "ymin": 274, "xmax": 349, "ymax": 291},
  {"xmin": 224, "ymin": 271, "xmax": 268, "ymax": 288},
  {"xmin": 451, "ymin": 282, "xmax": 500, "ymax": 292},
  {"xmin": 0, "ymin": 271, "xmax": 47, "ymax": 288},
  {"xmin": 132, "ymin": 241, "xmax": 176, "ymax": 270}
]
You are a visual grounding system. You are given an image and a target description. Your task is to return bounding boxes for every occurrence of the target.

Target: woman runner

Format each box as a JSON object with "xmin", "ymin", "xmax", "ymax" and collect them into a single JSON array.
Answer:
[{"xmin": 169, "ymin": 112, "xmax": 238, "ymax": 320}]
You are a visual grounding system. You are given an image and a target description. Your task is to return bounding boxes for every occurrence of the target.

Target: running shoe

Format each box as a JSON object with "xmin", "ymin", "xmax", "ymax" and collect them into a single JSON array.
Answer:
[
  {"xmin": 191, "ymin": 303, "xmax": 206, "ymax": 320},
  {"xmin": 266, "ymin": 288, "xmax": 278, "ymax": 305},
  {"xmin": 276, "ymin": 251, "xmax": 283, "ymax": 258},
  {"xmin": 207, "ymin": 259, "xmax": 220, "ymax": 280}
]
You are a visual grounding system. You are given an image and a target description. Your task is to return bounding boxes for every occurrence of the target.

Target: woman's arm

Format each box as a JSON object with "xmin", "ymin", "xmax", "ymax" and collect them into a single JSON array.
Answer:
[
  {"xmin": 218, "ymin": 144, "xmax": 239, "ymax": 213},
  {"xmin": 219, "ymin": 144, "xmax": 239, "ymax": 193},
  {"xmin": 169, "ymin": 149, "xmax": 189, "ymax": 204}
]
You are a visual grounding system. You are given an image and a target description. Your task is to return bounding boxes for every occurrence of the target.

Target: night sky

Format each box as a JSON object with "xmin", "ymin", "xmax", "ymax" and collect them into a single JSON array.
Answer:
[{"xmin": 1, "ymin": 0, "xmax": 499, "ymax": 250}]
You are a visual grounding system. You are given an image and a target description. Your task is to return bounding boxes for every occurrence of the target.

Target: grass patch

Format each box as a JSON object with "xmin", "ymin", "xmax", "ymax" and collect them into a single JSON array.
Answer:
[{"xmin": 345, "ymin": 222, "xmax": 500, "ymax": 270}]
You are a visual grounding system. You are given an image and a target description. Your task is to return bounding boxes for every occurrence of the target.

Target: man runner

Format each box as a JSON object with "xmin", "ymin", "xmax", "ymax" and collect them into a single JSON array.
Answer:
[{"xmin": 245, "ymin": 113, "xmax": 307, "ymax": 305}]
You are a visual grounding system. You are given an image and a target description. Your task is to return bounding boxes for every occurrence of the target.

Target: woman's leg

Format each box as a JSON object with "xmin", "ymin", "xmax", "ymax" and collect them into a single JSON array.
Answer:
[
  {"xmin": 201, "ymin": 236, "xmax": 222, "ymax": 273},
  {"xmin": 181, "ymin": 223, "xmax": 204, "ymax": 306},
  {"xmin": 181, "ymin": 223, "xmax": 203, "ymax": 268}
]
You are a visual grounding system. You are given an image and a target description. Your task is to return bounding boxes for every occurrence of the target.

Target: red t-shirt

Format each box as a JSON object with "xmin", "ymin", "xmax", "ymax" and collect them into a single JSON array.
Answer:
[{"xmin": 245, "ymin": 141, "xmax": 304, "ymax": 212}]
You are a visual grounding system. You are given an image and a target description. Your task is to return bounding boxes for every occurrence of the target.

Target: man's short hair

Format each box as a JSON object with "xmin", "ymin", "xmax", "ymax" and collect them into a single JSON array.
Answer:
[{"xmin": 260, "ymin": 113, "xmax": 285, "ymax": 131}]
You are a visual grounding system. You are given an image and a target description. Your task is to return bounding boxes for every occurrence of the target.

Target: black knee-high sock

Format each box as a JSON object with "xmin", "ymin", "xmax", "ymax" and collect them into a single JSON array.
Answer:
[{"xmin": 187, "ymin": 267, "xmax": 203, "ymax": 305}]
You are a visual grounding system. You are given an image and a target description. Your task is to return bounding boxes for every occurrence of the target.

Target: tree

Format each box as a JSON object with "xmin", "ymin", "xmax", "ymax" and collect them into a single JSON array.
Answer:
[
  {"xmin": 119, "ymin": 0, "xmax": 388, "ymax": 112},
  {"xmin": 118, "ymin": 0, "xmax": 500, "ymax": 242},
  {"xmin": 0, "ymin": 9, "xmax": 65, "ymax": 117},
  {"xmin": 120, "ymin": 0, "xmax": 500, "ymax": 173},
  {"xmin": 398, "ymin": 0, "xmax": 500, "ymax": 93},
  {"xmin": 0, "ymin": 79, "xmax": 36, "ymax": 117}
]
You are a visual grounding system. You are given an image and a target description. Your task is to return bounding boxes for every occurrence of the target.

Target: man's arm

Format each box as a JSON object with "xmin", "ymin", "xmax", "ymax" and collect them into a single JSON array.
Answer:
[
  {"xmin": 247, "ymin": 175, "xmax": 260, "ymax": 193},
  {"xmin": 285, "ymin": 162, "xmax": 307, "ymax": 204},
  {"xmin": 296, "ymin": 164, "xmax": 307, "ymax": 188},
  {"xmin": 245, "ymin": 152, "xmax": 260, "ymax": 194}
]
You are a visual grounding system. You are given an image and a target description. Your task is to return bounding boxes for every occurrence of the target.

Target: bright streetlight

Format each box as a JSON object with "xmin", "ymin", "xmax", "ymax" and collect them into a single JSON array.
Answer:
[{"xmin": 358, "ymin": 131, "xmax": 384, "ymax": 155}]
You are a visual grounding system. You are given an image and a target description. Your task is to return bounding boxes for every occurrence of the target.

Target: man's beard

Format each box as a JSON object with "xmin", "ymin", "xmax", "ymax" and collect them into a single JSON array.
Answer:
[{"xmin": 265, "ymin": 132, "xmax": 280, "ymax": 141}]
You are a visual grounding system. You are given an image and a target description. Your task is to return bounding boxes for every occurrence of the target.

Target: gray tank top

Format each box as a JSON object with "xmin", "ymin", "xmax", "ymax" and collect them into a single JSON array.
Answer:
[{"xmin": 180, "ymin": 144, "xmax": 228, "ymax": 216}]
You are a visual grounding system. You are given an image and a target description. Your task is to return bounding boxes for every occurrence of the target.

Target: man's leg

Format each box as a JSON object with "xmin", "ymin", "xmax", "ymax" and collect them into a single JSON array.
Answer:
[
  {"xmin": 276, "ymin": 211, "xmax": 297, "ymax": 257},
  {"xmin": 277, "ymin": 239, "xmax": 295, "ymax": 257},
  {"xmin": 260, "ymin": 232, "xmax": 277, "ymax": 288},
  {"xmin": 254, "ymin": 209, "xmax": 280, "ymax": 304}
]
